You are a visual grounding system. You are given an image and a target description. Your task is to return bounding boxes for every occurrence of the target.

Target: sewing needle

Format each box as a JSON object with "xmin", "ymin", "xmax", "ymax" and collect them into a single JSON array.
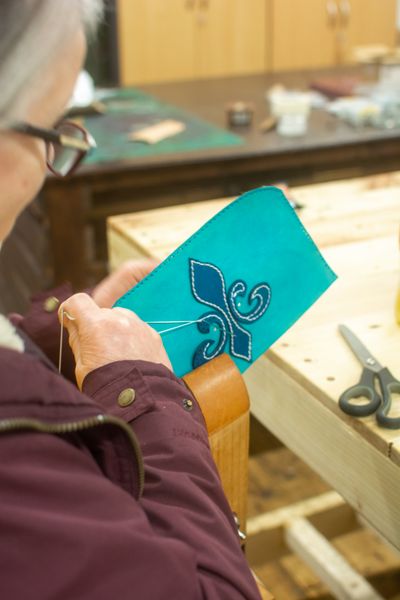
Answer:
[{"xmin": 58, "ymin": 308, "xmax": 75, "ymax": 373}]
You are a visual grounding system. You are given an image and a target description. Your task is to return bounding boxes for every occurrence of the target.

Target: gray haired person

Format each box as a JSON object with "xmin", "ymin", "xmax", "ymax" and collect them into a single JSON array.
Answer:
[{"xmin": 0, "ymin": 2, "xmax": 262, "ymax": 598}]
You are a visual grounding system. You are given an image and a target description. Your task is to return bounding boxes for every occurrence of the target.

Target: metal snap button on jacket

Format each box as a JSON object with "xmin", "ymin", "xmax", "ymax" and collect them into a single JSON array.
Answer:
[
  {"xmin": 183, "ymin": 398, "xmax": 193, "ymax": 411},
  {"xmin": 118, "ymin": 388, "xmax": 136, "ymax": 408},
  {"xmin": 43, "ymin": 296, "xmax": 60, "ymax": 313}
]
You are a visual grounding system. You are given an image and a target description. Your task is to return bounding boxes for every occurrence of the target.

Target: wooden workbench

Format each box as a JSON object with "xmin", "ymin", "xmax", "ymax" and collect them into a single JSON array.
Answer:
[{"xmin": 107, "ymin": 172, "xmax": 400, "ymax": 551}]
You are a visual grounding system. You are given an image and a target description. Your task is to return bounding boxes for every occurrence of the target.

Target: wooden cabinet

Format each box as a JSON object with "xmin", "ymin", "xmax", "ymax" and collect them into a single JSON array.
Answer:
[
  {"xmin": 195, "ymin": 0, "xmax": 268, "ymax": 78},
  {"xmin": 271, "ymin": 0, "xmax": 338, "ymax": 70},
  {"xmin": 117, "ymin": 0, "xmax": 398, "ymax": 84},
  {"xmin": 271, "ymin": 0, "xmax": 397, "ymax": 71},
  {"xmin": 117, "ymin": 0, "xmax": 269, "ymax": 85},
  {"xmin": 345, "ymin": 0, "xmax": 398, "ymax": 59},
  {"xmin": 117, "ymin": 0, "xmax": 197, "ymax": 85}
]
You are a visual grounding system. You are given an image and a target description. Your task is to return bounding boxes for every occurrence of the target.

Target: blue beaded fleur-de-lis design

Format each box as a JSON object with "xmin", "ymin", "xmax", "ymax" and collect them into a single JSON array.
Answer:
[{"xmin": 190, "ymin": 259, "xmax": 271, "ymax": 369}]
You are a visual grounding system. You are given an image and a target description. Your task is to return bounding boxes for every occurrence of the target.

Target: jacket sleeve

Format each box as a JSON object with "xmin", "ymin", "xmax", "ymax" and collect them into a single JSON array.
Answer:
[
  {"xmin": 82, "ymin": 360, "xmax": 262, "ymax": 600},
  {"xmin": 0, "ymin": 356, "xmax": 261, "ymax": 599}
]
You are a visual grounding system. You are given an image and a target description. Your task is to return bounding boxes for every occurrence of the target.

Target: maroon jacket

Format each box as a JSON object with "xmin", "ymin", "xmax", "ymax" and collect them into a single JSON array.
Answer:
[{"xmin": 0, "ymin": 285, "xmax": 261, "ymax": 599}]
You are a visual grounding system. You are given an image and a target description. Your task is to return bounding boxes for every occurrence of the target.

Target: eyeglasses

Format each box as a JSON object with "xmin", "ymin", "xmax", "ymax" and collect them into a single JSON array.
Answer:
[{"xmin": 9, "ymin": 120, "xmax": 96, "ymax": 178}]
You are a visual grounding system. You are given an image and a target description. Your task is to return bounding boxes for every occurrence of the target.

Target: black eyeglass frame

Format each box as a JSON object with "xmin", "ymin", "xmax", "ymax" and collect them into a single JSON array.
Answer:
[{"xmin": 9, "ymin": 120, "xmax": 96, "ymax": 178}]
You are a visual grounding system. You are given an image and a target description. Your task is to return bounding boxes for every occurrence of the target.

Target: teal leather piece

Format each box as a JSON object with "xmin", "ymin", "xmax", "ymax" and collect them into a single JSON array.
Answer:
[{"xmin": 114, "ymin": 187, "xmax": 337, "ymax": 377}]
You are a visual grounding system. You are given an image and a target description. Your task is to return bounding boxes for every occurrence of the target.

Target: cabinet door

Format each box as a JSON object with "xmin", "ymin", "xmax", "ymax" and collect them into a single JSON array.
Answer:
[
  {"xmin": 117, "ymin": 0, "xmax": 197, "ymax": 85},
  {"xmin": 272, "ymin": 0, "xmax": 337, "ymax": 70},
  {"xmin": 343, "ymin": 0, "xmax": 397, "ymax": 62},
  {"xmin": 196, "ymin": 0, "xmax": 269, "ymax": 78}
]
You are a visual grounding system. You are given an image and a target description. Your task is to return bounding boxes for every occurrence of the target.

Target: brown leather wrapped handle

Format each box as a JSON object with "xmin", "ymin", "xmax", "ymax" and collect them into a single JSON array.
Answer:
[
  {"xmin": 183, "ymin": 354, "xmax": 250, "ymax": 539},
  {"xmin": 183, "ymin": 354, "xmax": 250, "ymax": 435}
]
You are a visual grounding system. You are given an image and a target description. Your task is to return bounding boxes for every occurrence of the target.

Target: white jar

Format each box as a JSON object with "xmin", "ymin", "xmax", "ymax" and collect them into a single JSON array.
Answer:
[{"xmin": 269, "ymin": 92, "xmax": 311, "ymax": 137}]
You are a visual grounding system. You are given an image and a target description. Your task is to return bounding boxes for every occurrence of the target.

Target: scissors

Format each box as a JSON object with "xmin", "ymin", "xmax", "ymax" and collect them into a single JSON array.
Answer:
[{"xmin": 338, "ymin": 324, "xmax": 400, "ymax": 430}]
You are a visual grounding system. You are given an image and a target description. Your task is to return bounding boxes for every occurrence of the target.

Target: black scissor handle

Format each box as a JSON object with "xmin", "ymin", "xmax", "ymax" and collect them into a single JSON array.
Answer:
[
  {"xmin": 339, "ymin": 367, "xmax": 381, "ymax": 417},
  {"xmin": 376, "ymin": 368, "xmax": 400, "ymax": 430}
]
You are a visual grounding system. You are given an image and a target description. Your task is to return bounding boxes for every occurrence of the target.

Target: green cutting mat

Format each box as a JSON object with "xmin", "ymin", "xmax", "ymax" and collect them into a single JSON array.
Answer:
[{"xmin": 83, "ymin": 88, "xmax": 243, "ymax": 165}]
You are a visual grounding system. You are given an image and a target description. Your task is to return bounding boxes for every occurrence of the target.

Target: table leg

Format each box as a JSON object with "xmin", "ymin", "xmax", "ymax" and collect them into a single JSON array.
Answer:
[{"xmin": 43, "ymin": 182, "xmax": 90, "ymax": 289}]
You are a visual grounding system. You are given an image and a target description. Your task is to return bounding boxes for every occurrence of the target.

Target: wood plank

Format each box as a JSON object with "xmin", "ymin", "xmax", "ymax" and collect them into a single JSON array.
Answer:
[
  {"xmin": 247, "ymin": 491, "xmax": 344, "ymax": 536},
  {"xmin": 246, "ymin": 492, "xmax": 356, "ymax": 565},
  {"xmin": 285, "ymin": 529, "xmax": 400, "ymax": 599},
  {"xmin": 253, "ymin": 527, "xmax": 400, "ymax": 600},
  {"xmin": 285, "ymin": 517, "xmax": 384, "ymax": 600}
]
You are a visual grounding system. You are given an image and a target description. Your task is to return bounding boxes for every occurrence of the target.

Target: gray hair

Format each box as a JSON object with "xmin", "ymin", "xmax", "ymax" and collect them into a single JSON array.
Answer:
[{"xmin": 0, "ymin": 0, "xmax": 104, "ymax": 120}]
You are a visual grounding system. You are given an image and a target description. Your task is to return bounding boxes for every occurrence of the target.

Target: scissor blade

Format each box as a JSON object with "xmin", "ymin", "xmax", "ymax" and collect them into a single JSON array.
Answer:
[{"xmin": 338, "ymin": 324, "xmax": 384, "ymax": 371}]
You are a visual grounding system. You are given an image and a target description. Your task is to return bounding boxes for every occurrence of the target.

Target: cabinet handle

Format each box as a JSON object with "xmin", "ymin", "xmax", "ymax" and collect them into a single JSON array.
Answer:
[
  {"xmin": 339, "ymin": 0, "xmax": 351, "ymax": 25},
  {"xmin": 185, "ymin": 0, "xmax": 196, "ymax": 9},
  {"xmin": 199, "ymin": 0, "xmax": 209, "ymax": 8},
  {"xmin": 326, "ymin": 0, "xmax": 338, "ymax": 26}
]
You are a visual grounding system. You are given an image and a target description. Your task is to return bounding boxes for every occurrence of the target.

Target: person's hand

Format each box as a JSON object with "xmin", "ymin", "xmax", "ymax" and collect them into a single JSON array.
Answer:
[
  {"xmin": 92, "ymin": 259, "xmax": 159, "ymax": 308},
  {"xmin": 59, "ymin": 293, "xmax": 171, "ymax": 389}
]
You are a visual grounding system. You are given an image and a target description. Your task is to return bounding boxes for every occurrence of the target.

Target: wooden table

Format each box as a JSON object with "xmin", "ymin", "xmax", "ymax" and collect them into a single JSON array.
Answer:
[
  {"xmin": 44, "ymin": 65, "xmax": 400, "ymax": 289},
  {"xmin": 108, "ymin": 172, "xmax": 400, "ymax": 551}
]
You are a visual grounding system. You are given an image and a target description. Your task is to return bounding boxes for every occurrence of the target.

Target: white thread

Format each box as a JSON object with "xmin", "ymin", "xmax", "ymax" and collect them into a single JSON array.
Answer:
[
  {"xmin": 57, "ymin": 315, "xmax": 223, "ymax": 371},
  {"xmin": 147, "ymin": 320, "xmax": 197, "ymax": 325},
  {"xmin": 157, "ymin": 320, "xmax": 200, "ymax": 335},
  {"xmin": 154, "ymin": 318, "xmax": 225, "ymax": 336}
]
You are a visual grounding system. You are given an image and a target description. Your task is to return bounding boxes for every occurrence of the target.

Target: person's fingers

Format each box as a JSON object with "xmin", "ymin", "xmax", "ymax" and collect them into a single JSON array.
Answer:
[
  {"xmin": 122, "ymin": 258, "xmax": 160, "ymax": 280},
  {"xmin": 92, "ymin": 259, "xmax": 160, "ymax": 308},
  {"xmin": 57, "ymin": 294, "xmax": 171, "ymax": 387},
  {"xmin": 59, "ymin": 293, "xmax": 99, "ymax": 329},
  {"xmin": 58, "ymin": 294, "xmax": 102, "ymax": 367}
]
